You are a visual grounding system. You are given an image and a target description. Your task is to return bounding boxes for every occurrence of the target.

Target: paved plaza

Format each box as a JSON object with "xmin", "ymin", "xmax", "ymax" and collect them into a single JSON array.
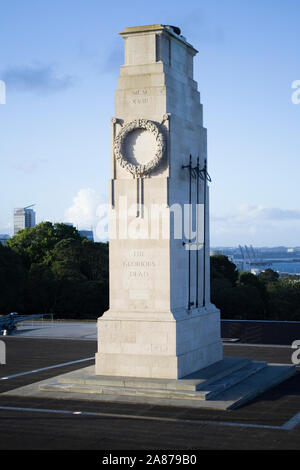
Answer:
[
  {"xmin": 11, "ymin": 320, "xmax": 97, "ymax": 340},
  {"xmin": 0, "ymin": 324, "xmax": 299, "ymax": 450}
]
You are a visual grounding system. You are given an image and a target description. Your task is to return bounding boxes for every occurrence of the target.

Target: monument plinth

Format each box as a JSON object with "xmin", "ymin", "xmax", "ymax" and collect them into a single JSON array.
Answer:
[{"xmin": 95, "ymin": 24, "xmax": 223, "ymax": 379}]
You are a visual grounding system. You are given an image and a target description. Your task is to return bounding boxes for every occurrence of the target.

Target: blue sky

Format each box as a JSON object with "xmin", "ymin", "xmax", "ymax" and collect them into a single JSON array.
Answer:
[{"xmin": 0, "ymin": 0, "xmax": 300, "ymax": 246}]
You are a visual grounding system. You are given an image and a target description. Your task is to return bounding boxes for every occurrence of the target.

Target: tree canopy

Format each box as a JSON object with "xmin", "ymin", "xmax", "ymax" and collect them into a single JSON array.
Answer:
[
  {"xmin": 1, "ymin": 222, "xmax": 108, "ymax": 318},
  {"xmin": 210, "ymin": 254, "xmax": 300, "ymax": 321},
  {"xmin": 6, "ymin": 222, "xmax": 82, "ymax": 268},
  {"xmin": 210, "ymin": 255, "xmax": 238, "ymax": 286}
]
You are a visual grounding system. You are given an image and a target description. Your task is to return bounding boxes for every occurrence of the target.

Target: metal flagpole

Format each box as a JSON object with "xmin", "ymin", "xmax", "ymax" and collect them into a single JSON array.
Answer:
[
  {"xmin": 196, "ymin": 156, "xmax": 200, "ymax": 308},
  {"xmin": 202, "ymin": 159, "xmax": 207, "ymax": 307},
  {"xmin": 188, "ymin": 154, "xmax": 192, "ymax": 310},
  {"xmin": 182, "ymin": 155, "xmax": 194, "ymax": 310}
]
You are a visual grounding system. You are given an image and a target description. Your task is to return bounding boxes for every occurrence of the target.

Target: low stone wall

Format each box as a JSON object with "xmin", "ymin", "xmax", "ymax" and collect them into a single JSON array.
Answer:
[{"xmin": 221, "ymin": 319, "xmax": 300, "ymax": 345}]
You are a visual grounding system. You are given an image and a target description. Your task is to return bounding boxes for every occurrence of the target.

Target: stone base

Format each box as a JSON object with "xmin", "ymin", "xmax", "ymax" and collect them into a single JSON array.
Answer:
[
  {"xmin": 26, "ymin": 357, "xmax": 296, "ymax": 411},
  {"xmin": 96, "ymin": 340, "xmax": 222, "ymax": 380},
  {"xmin": 95, "ymin": 305, "xmax": 223, "ymax": 379}
]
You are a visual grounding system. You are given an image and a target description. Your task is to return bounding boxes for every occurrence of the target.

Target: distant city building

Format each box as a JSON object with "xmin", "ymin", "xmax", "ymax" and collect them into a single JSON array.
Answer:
[
  {"xmin": 79, "ymin": 230, "xmax": 94, "ymax": 242},
  {"xmin": 0, "ymin": 234, "xmax": 10, "ymax": 245},
  {"xmin": 14, "ymin": 205, "xmax": 36, "ymax": 235},
  {"xmin": 62, "ymin": 223, "xmax": 94, "ymax": 242},
  {"xmin": 210, "ymin": 249, "xmax": 223, "ymax": 256}
]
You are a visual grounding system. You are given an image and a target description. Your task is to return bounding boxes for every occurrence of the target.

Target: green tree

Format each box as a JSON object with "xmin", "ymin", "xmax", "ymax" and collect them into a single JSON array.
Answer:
[
  {"xmin": 2, "ymin": 225, "xmax": 109, "ymax": 319},
  {"xmin": 24, "ymin": 263, "xmax": 56, "ymax": 314},
  {"xmin": 210, "ymin": 256, "xmax": 265, "ymax": 320},
  {"xmin": 50, "ymin": 238, "xmax": 86, "ymax": 281},
  {"xmin": 211, "ymin": 277, "xmax": 232, "ymax": 308},
  {"xmin": 80, "ymin": 240, "xmax": 109, "ymax": 281},
  {"xmin": 237, "ymin": 270, "xmax": 268, "ymax": 312},
  {"xmin": 214, "ymin": 284, "xmax": 265, "ymax": 320},
  {"xmin": 48, "ymin": 238, "xmax": 109, "ymax": 318},
  {"xmin": 266, "ymin": 278, "xmax": 300, "ymax": 321},
  {"xmin": 258, "ymin": 268, "xmax": 279, "ymax": 285},
  {"xmin": 0, "ymin": 243, "xmax": 26, "ymax": 314},
  {"xmin": 210, "ymin": 255, "xmax": 238, "ymax": 286},
  {"xmin": 7, "ymin": 222, "xmax": 82, "ymax": 268}
]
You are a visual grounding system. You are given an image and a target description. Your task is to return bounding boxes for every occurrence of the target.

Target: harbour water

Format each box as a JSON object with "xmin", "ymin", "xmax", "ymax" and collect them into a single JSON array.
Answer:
[
  {"xmin": 212, "ymin": 247, "xmax": 300, "ymax": 276},
  {"xmin": 268, "ymin": 261, "xmax": 300, "ymax": 274}
]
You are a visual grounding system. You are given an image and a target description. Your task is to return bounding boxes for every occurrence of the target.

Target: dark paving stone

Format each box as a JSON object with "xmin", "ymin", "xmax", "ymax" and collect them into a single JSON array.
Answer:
[
  {"xmin": 0, "ymin": 337, "xmax": 96, "ymax": 393},
  {"xmin": 222, "ymin": 319, "xmax": 300, "ymax": 346},
  {"xmin": 223, "ymin": 343, "xmax": 294, "ymax": 364},
  {"xmin": 1, "ymin": 338, "xmax": 300, "ymax": 450}
]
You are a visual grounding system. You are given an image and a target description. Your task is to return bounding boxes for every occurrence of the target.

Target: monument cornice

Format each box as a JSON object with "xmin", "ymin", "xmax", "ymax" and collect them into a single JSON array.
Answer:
[{"xmin": 119, "ymin": 24, "xmax": 198, "ymax": 54}]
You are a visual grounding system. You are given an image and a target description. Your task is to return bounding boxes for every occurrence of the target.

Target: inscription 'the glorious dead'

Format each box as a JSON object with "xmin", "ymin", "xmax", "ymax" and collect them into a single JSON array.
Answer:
[{"xmin": 122, "ymin": 250, "xmax": 156, "ymax": 278}]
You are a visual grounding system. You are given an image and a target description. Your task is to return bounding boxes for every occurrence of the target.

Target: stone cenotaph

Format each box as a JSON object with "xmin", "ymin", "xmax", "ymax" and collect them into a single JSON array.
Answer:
[
  {"xmin": 95, "ymin": 24, "xmax": 222, "ymax": 379},
  {"xmin": 34, "ymin": 25, "xmax": 295, "ymax": 410}
]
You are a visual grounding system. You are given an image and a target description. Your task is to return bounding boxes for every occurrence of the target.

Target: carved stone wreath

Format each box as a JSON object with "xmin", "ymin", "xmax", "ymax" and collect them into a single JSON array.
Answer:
[{"xmin": 114, "ymin": 119, "xmax": 165, "ymax": 177}]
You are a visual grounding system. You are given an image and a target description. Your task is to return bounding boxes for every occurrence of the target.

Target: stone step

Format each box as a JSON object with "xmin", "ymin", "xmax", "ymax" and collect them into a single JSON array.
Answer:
[
  {"xmin": 40, "ymin": 361, "xmax": 272, "ymax": 403},
  {"xmin": 210, "ymin": 363, "xmax": 296, "ymax": 409},
  {"xmin": 39, "ymin": 363, "xmax": 296, "ymax": 410},
  {"xmin": 197, "ymin": 361, "xmax": 267, "ymax": 400},
  {"xmin": 40, "ymin": 382, "xmax": 205, "ymax": 400},
  {"xmin": 57, "ymin": 357, "xmax": 252, "ymax": 392}
]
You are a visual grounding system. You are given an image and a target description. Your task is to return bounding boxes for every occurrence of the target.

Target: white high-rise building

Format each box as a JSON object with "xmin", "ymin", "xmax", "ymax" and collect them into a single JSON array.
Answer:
[{"xmin": 14, "ymin": 205, "xmax": 36, "ymax": 235}]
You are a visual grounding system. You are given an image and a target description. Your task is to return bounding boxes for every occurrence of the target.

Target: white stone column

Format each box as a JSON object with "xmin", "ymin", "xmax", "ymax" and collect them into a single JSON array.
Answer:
[{"xmin": 95, "ymin": 25, "xmax": 222, "ymax": 379}]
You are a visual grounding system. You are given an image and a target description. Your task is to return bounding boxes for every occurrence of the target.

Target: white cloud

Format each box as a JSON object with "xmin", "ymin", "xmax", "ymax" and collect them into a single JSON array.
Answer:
[
  {"xmin": 3, "ymin": 63, "xmax": 76, "ymax": 94},
  {"xmin": 15, "ymin": 158, "xmax": 48, "ymax": 173},
  {"xmin": 212, "ymin": 205, "xmax": 300, "ymax": 223},
  {"xmin": 211, "ymin": 205, "xmax": 300, "ymax": 246},
  {"xmin": 64, "ymin": 188, "xmax": 107, "ymax": 238}
]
